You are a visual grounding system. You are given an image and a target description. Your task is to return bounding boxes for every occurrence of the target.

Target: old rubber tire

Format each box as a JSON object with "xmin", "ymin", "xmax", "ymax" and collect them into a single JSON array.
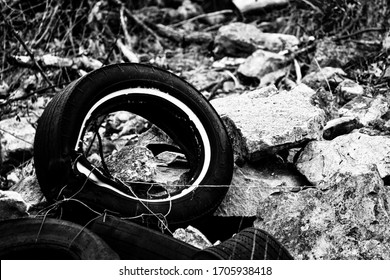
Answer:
[
  {"xmin": 34, "ymin": 63, "xmax": 233, "ymax": 226},
  {"xmin": 0, "ymin": 217, "xmax": 119, "ymax": 259},
  {"xmin": 88, "ymin": 215, "xmax": 200, "ymax": 260},
  {"xmin": 193, "ymin": 227, "xmax": 294, "ymax": 260}
]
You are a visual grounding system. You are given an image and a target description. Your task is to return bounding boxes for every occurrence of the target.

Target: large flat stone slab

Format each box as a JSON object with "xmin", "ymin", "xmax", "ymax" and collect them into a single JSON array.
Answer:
[
  {"xmin": 296, "ymin": 132, "xmax": 390, "ymax": 185},
  {"xmin": 215, "ymin": 160, "xmax": 310, "ymax": 217},
  {"xmin": 255, "ymin": 165, "xmax": 390, "ymax": 259},
  {"xmin": 214, "ymin": 22, "xmax": 299, "ymax": 57},
  {"xmin": 211, "ymin": 84, "xmax": 326, "ymax": 162}
]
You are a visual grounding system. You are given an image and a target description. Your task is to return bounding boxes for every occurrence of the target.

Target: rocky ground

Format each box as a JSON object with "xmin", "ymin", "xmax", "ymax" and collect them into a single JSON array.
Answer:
[{"xmin": 1, "ymin": 0, "xmax": 390, "ymax": 259}]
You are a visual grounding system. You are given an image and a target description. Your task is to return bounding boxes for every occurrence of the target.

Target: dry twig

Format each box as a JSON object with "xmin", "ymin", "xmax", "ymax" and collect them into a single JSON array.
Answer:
[
  {"xmin": 170, "ymin": 9, "xmax": 234, "ymax": 27},
  {"xmin": 1, "ymin": 13, "xmax": 53, "ymax": 87},
  {"xmin": 333, "ymin": 27, "xmax": 386, "ymax": 41},
  {"xmin": 154, "ymin": 24, "xmax": 213, "ymax": 45},
  {"xmin": 9, "ymin": 54, "xmax": 103, "ymax": 70},
  {"xmin": 117, "ymin": 6, "xmax": 139, "ymax": 63},
  {"xmin": 111, "ymin": 0, "xmax": 167, "ymax": 49},
  {"xmin": 116, "ymin": 39, "xmax": 139, "ymax": 63}
]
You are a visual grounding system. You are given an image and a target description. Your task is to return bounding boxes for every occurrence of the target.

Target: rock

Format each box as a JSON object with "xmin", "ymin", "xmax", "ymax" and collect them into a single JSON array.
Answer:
[
  {"xmin": 173, "ymin": 225, "xmax": 213, "ymax": 249},
  {"xmin": 211, "ymin": 84, "xmax": 326, "ymax": 162},
  {"xmin": 358, "ymin": 126, "xmax": 387, "ymax": 137},
  {"xmin": 177, "ymin": 0, "xmax": 203, "ymax": 20},
  {"xmin": 339, "ymin": 95, "xmax": 389, "ymax": 126},
  {"xmin": 104, "ymin": 140, "xmax": 187, "ymax": 187},
  {"xmin": 309, "ymin": 87, "xmax": 339, "ymax": 120},
  {"xmin": 113, "ymin": 111, "xmax": 135, "ymax": 123},
  {"xmin": 301, "ymin": 67, "xmax": 346, "ymax": 90},
  {"xmin": 214, "ymin": 22, "xmax": 299, "ymax": 57},
  {"xmin": 219, "ymin": 116, "xmax": 247, "ymax": 165},
  {"xmin": 243, "ymin": 84, "xmax": 279, "ymax": 98},
  {"xmin": 6, "ymin": 172, "xmax": 20, "ymax": 186},
  {"xmin": 0, "ymin": 190, "xmax": 29, "ymax": 220},
  {"xmin": 237, "ymin": 50, "xmax": 288, "ymax": 83},
  {"xmin": 182, "ymin": 66, "xmax": 227, "ymax": 93},
  {"xmin": 214, "ymin": 23, "xmax": 258, "ymax": 57},
  {"xmin": 335, "ymin": 79, "xmax": 365, "ymax": 105},
  {"xmin": 222, "ymin": 80, "xmax": 235, "ymax": 92},
  {"xmin": 311, "ymin": 38, "xmax": 360, "ymax": 68},
  {"xmin": 153, "ymin": 152, "xmax": 189, "ymax": 186},
  {"xmin": 215, "ymin": 164, "xmax": 270, "ymax": 217},
  {"xmin": 255, "ymin": 165, "xmax": 390, "ymax": 259},
  {"xmin": 296, "ymin": 132, "xmax": 390, "ymax": 185},
  {"xmin": 215, "ymin": 159, "xmax": 310, "ymax": 217},
  {"xmin": 233, "ymin": 0, "xmax": 289, "ymax": 13},
  {"xmin": 2, "ymin": 158, "xmax": 34, "ymax": 189},
  {"xmin": 118, "ymin": 116, "xmax": 148, "ymax": 137},
  {"xmin": 106, "ymin": 112, "xmax": 149, "ymax": 138},
  {"xmin": 0, "ymin": 81, "xmax": 9, "ymax": 99},
  {"xmin": 0, "ymin": 117, "xmax": 35, "ymax": 172},
  {"xmin": 323, "ymin": 116, "xmax": 362, "ymax": 140},
  {"xmin": 10, "ymin": 175, "xmax": 46, "ymax": 208},
  {"xmin": 259, "ymin": 67, "xmax": 290, "ymax": 88},
  {"xmin": 105, "ymin": 146, "xmax": 157, "ymax": 183},
  {"xmin": 137, "ymin": 125, "xmax": 175, "ymax": 147},
  {"xmin": 253, "ymin": 32, "xmax": 299, "ymax": 52}
]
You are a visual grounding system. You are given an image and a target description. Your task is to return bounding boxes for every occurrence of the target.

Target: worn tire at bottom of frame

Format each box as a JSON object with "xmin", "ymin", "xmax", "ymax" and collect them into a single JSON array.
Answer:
[
  {"xmin": 34, "ymin": 63, "xmax": 234, "ymax": 226},
  {"xmin": 0, "ymin": 217, "xmax": 119, "ymax": 260},
  {"xmin": 88, "ymin": 215, "xmax": 200, "ymax": 260},
  {"xmin": 193, "ymin": 227, "xmax": 294, "ymax": 260}
]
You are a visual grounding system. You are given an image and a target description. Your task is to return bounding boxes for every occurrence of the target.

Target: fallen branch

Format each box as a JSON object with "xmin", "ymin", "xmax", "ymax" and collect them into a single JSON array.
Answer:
[
  {"xmin": 111, "ymin": 0, "xmax": 168, "ymax": 49},
  {"xmin": 116, "ymin": 39, "xmax": 139, "ymax": 63},
  {"xmin": 154, "ymin": 24, "xmax": 213, "ymax": 45},
  {"xmin": 281, "ymin": 40, "xmax": 317, "ymax": 62},
  {"xmin": 120, "ymin": 6, "xmax": 133, "ymax": 47},
  {"xmin": 206, "ymin": 77, "xmax": 230, "ymax": 101},
  {"xmin": 170, "ymin": 9, "xmax": 234, "ymax": 27},
  {"xmin": 333, "ymin": 27, "xmax": 386, "ymax": 41},
  {"xmin": 9, "ymin": 54, "xmax": 103, "ymax": 71},
  {"xmin": 117, "ymin": 6, "xmax": 139, "ymax": 63}
]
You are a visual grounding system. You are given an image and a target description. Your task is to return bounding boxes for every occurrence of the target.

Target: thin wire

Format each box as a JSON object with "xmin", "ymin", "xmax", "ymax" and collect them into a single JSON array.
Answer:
[
  {"xmin": 68, "ymin": 214, "xmax": 103, "ymax": 249},
  {"xmin": 0, "ymin": 127, "xmax": 33, "ymax": 145},
  {"xmin": 64, "ymin": 198, "xmax": 102, "ymax": 216},
  {"xmin": 115, "ymin": 176, "xmax": 174, "ymax": 235},
  {"xmin": 35, "ymin": 208, "xmax": 50, "ymax": 243}
]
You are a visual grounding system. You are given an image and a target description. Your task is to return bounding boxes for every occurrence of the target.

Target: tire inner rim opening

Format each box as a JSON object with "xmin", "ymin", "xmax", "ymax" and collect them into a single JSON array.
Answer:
[{"xmin": 74, "ymin": 87, "xmax": 212, "ymax": 202}]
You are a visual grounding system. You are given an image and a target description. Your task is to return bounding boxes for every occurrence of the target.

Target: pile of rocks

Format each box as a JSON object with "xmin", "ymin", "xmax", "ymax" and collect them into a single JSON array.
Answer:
[{"xmin": 208, "ymin": 22, "xmax": 390, "ymax": 259}]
